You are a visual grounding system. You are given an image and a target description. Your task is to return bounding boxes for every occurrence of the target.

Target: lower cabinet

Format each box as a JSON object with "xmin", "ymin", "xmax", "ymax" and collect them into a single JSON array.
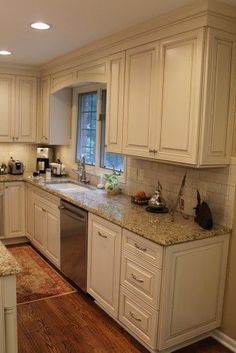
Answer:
[
  {"xmin": 4, "ymin": 182, "xmax": 25, "ymax": 238},
  {"xmin": 0, "ymin": 275, "xmax": 18, "ymax": 353},
  {"xmin": 87, "ymin": 214, "xmax": 230, "ymax": 352},
  {"xmin": 87, "ymin": 213, "xmax": 121, "ymax": 318},
  {"xmin": 27, "ymin": 184, "xmax": 60, "ymax": 268}
]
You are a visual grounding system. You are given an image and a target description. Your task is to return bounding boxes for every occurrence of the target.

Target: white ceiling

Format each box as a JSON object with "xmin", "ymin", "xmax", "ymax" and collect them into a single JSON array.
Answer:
[{"xmin": 0, "ymin": 0, "xmax": 236, "ymax": 66}]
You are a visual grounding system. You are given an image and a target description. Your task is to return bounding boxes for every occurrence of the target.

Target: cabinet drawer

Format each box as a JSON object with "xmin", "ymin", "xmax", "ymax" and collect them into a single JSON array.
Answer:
[
  {"xmin": 122, "ymin": 229, "xmax": 163, "ymax": 268},
  {"xmin": 119, "ymin": 287, "xmax": 158, "ymax": 349},
  {"xmin": 121, "ymin": 251, "xmax": 161, "ymax": 309}
]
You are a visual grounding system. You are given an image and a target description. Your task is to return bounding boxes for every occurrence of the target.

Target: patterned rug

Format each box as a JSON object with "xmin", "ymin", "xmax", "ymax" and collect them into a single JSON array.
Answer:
[{"xmin": 8, "ymin": 245, "xmax": 76, "ymax": 304}]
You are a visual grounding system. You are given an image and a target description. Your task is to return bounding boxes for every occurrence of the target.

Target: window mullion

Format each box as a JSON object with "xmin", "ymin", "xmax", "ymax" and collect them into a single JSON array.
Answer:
[{"xmin": 95, "ymin": 89, "xmax": 102, "ymax": 169}]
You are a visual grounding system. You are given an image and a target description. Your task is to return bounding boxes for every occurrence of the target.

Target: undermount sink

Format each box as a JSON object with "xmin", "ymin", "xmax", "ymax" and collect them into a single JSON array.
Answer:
[{"xmin": 46, "ymin": 182, "xmax": 90, "ymax": 193}]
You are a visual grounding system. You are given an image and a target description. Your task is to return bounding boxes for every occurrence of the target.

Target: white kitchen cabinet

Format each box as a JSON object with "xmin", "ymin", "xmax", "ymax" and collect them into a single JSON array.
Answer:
[
  {"xmin": 38, "ymin": 75, "xmax": 71, "ymax": 145},
  {"xmin": 32, "ymin": 188, "xmax": 60, "ymax": 267},
  {"xmin": 156, "ymin": 29, "xmax": 204, "ymax": 165},
  {"xmin": 15, "ymin": 76, "xmax": 37, "ymax": 142},
  {"xmin": 0, "ymin": 275, "xmax": 18, "ymax": 353},
  {"xmin": 25, "ymin": 183, "xmax": 34, "ymax": 240},
  {"xmin": 106, "ymin": 52, "xmax": 125, "ymax": 153},
  {"xmin": 0, "ymin": 74, "xmax": 37, "ymax": 143},
  {"xmin": 87, "ymin": 213, "xmax": 121, "ymax": 318},
  {"xmin": 0, "ymin": 74, "xmax": 15, "ymax": 142},
  {"xmin": 122, "ymin": 42, "xmax": 159, "ymax": 158},
  {"xmin": 4, "ymin": 182, "xmax": 25, "ymax": 238}
]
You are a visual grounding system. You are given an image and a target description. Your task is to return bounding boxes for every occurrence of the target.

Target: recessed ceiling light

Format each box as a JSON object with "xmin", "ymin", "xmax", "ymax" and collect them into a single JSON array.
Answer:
[
  {"xmin": 30, "ymin": 22, "xmax": 51, "ymax": 30},
  {"xmin": 0, "ymin": 50, "xmax": 12, "ymax": 56}
]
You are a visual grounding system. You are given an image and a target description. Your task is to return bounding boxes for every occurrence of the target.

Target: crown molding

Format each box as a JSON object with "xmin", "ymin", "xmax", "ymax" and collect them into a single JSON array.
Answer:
[{"xmin": 0, "ymin": 61, "xmax": 41, "ymax": 76}]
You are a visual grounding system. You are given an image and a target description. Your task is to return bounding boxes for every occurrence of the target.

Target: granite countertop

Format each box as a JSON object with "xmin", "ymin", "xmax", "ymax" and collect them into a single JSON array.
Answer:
[
  {"xmin": 0, "ymin": 174, "xmax": 230, "ymax": 246},
  {"xmin": 0, "ymin": 242, "xmax": 21, "ymax": 277}
]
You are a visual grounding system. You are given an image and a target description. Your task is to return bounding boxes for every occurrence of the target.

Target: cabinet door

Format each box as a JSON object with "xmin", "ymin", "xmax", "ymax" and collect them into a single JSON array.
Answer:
[
  {"xmin": 26, "ymin": 184, "xmax": 34, "ymax": 239},
  {"xmin": 87, "ymin": 214, "xmax": 121, "ymax": 318},
  {"xmin": 33, "ymin": 202, "xmax": 47, "ymax": 251},
  {"xmin": 0, "ymin": 74, "xmax": 15, "ymax": 142},
  {"xmin": 39, "ymin": 75, "xmax": 50, "ymax": 144},
  {"xmin": 4, "ymin": 182, "xmax": 25, "ymax": 238},
  {"xmin": 199, "ymin": 29, "xmax": 236, "ymax": 166},
  {"xmin": 106, "ymin": 52, "xmax": 125, "ymax": 153},
  {"xmin": 46, "ymin": 209, "xmax": 60, "ymax": 267},
  {"xmin": 15, "ymin": 76, "xmax": 37, "ymax": 142},
  {"xmin": 156, "ymin": 30, "xmax": 204, "ymax": 165},
  {"xmin": 123, "ymin": 43, "xmax": 159, "ymax": 158}
]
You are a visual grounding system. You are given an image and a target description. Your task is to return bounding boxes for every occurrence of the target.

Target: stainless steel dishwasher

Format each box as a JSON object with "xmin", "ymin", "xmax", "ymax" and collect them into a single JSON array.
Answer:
[{"xmin": 59, "ymin": 200, "xmax": 88, "ymax": 291}]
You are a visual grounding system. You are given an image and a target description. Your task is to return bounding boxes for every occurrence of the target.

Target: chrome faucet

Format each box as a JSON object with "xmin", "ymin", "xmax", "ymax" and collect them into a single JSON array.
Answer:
[{"xmin": 72, "ymin": 155, "xmax": 89, "ymax": 184}]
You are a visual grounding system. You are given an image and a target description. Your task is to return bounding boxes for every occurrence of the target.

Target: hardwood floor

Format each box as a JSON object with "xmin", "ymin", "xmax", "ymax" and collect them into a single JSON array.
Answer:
[{"xmin": 18, "ymin": 292, "xmax": 232, "ymax": 353}]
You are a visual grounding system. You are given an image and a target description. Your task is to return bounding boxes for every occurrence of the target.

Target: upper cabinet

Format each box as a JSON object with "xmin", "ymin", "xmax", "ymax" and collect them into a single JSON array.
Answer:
[
  {"xmin": 0, "ymin": 74, "xmax": 37, "ymax": 143},
  {"xmin": 106, "ymin": 52, "xmax": 125, "ymax": 153},
  {"xmin": 106, "ymin": 27, "xmax": 236, "ymax": 167},
  {"xmin": 122, "ymin": 43, "xmax": 159, "ymax": 159},
  {"xmin": 38, "ymin": 75, "xmax": 72, "ymax": 145}
]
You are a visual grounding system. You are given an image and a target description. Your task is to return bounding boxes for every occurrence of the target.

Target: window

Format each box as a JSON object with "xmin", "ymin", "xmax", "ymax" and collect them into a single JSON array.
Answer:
[{"xmin": 76, "ymin": 87, "xmax": 124, "ymax": 172}]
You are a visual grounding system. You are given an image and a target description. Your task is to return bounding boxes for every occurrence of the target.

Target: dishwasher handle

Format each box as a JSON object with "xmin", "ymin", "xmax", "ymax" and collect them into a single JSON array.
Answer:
[{"xmin": 59, "ymin": 202, "xmax": 87, "ymax": 223}]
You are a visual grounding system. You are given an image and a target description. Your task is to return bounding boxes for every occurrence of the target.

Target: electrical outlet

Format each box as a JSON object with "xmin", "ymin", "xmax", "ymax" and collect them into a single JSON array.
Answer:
[{"xmin": 180, "ymin": 198, "xmax": 185, "ymax": 210}]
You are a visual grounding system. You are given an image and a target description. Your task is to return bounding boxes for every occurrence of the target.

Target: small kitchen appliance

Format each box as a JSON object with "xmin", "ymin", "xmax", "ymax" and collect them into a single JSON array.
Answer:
[
  {"xmin": 36, "ymin": 147, "xmax": 50, "ymax": 173},
  {"xmin": 8, "ymin": 157, "xmax": 24, "ymax": 175}
]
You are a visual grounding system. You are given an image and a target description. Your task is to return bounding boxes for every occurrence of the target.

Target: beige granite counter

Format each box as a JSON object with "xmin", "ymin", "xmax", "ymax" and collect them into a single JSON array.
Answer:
[
  {"xmin": 0, "ymin": 242, "xmax": 21, "ymax": 277},
  {"xmin": 0, "ymin": 174, "xmax": 230, "ymax": 246}
]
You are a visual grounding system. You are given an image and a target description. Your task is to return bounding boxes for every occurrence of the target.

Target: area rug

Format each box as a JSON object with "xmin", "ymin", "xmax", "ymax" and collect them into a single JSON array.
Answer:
[{"xmin": 8, "ymin": 245, "xmax": 76, "ymax": 304}]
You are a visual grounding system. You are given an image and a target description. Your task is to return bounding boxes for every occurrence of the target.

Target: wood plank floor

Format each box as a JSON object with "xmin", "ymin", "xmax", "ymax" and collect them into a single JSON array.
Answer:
[{"xmin": 17, "ymin": 292, "xmax": 232, "ymax": 353}]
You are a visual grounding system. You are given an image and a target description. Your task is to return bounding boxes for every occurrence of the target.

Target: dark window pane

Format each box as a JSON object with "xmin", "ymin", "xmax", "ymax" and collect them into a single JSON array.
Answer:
[{"xmin": 76, "ymin": 92, "xmax": 97, "ymax": 165}]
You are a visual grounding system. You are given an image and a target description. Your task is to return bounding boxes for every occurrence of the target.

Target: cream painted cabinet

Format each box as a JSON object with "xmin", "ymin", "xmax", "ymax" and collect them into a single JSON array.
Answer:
[
  {"xmin": 122, "ymin": 42, "xmax": 159, "ymax": 158},
  {"xmin": 0, "ymin": 74, "xmax": 15, "ymax": 142},
  {"xmin": 87, "ymin": 213, "xmax": 121, "ymax": 318},
  {"xmin": 39, "ymin": 75, "xmax": 71, "ymax": 145},
  {"xmin": 25, "ymin": 183, "xmax": 34, "ymax": 240},
  {"xmin": 106, "ymin": 52, "xmax": 125, "ymax": 153},
  {"xmin": 156, "ymin": 30, "xmax": 204, "ymax": 165},
  {"xmin": 15, "ymin": 76, "xmax": 37, "ymax": 142},
  {"xmin": 0, "ymin": 275, "xmax": 18, "ymax": 353},
  {"xmin": 0, "ymin": 74, "xmax": 37, "ymax": 143},
  {"xmin": 4, "ymin": 182, "xmax": 25, "ymax": 238},
  {"xmin": 32, "ymin": 188, "xmax": 60, "ymax": 268}
]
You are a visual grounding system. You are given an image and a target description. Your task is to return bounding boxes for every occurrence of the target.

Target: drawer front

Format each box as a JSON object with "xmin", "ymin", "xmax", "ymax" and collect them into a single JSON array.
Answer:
[
  {"xmin": 119, "ymin": 287, "xmax": 158, "ymax": 349},
  {"xmin": 122, "ymin": 229, "xmax": 163, "ymax": 268},
  {"xmin": 121, "ymin": 251, "xmax": 161, "ymax": 309},
  {"xmin": 0, "ymin": 183, "xmax": 3, "ymax": 192}
]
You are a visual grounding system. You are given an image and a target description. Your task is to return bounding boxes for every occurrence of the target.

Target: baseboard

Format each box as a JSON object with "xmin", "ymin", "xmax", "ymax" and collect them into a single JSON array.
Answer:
[{"xmin": 212, "ymin": 329, "xmax": 236, "ymax": 352}]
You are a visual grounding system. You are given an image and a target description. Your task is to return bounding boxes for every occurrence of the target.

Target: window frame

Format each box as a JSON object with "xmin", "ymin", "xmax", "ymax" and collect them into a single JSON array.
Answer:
[{"xmin": 74, "ymin": 84, "xmax": 126, "ymax": 178}]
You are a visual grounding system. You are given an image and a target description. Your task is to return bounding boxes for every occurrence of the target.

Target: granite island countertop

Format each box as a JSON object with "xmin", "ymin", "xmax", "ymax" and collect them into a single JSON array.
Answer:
[
  {"xmin": 0, "ymin": 242, "xmax": 21, "ymax": 277},
  {"xmin": 0, "ymin": 174, "xmax": 230, "ymax": 246}
]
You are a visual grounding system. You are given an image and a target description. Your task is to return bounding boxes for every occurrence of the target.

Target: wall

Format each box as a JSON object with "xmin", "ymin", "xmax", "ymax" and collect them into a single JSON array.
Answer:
[{"xmin": 0, "ymin": 143, "xmax": 37, "ymax": 172}]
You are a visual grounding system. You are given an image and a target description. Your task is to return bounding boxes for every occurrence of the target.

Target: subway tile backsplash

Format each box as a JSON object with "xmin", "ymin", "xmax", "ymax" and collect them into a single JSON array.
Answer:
[{"xmin": 123, "ymin": 157, "xmax": 236, "ymax": 228}]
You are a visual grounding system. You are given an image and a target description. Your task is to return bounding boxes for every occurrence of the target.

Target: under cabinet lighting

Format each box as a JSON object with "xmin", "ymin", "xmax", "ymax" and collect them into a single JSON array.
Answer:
[
  {"xmin": 0, "ymin": 50, "xmax": 12, "ymax": 56},
  {"xmin": 30, "ymin": 22, "xmax": 51, "ymax": 30}
]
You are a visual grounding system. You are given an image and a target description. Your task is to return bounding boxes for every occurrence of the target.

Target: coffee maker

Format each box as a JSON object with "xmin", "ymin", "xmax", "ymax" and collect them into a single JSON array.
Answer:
[{"xmin": 36, "ymin": 147, "xmax": 50, "ymax": 173}]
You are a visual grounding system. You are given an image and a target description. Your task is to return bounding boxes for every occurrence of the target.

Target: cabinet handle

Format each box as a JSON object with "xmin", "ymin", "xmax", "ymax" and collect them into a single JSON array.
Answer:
[
  {"xmin": 134, "ymin": 243, "xmax": 147, "ymax": 252},
  {"xmin": 98, "ymin": 231, "xmax": 107, "ymax": 239},
  {"xmin": 58, "ymin": 205, "xmax": 65, "ymax": 210},
  {"xmin": 129, "ymin": 311, "xmax": 142, "ymax": 322},
  {"xmin": 149, "ymin": 148, "xmax": 157, "ymax": 153},
  {"xmin": 5, "ymin": 186, "xmax": 8, "ymax": 189},
  {"xmin": 42, "ymin": 208, "xmax": 46, "ymax": 212},
  {"xmin": 131, "ymin": 273, "xmax": 144, "ymax": 283}
]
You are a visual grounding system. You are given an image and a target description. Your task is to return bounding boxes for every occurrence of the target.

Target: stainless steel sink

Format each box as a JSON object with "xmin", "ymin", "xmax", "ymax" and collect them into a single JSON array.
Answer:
[{"xmin": 46, "ymin": 182, "xmax": 90, "ymax": 193}]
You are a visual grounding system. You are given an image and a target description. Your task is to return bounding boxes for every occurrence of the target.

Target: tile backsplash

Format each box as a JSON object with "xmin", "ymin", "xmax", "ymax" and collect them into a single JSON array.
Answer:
[
  {"xmin": 0, "ymin": 143, "xmax": 37, "ymax": 172},
  {"xmin": 123, "ymin": 157, "xmax": 236, "ymax": 228}
]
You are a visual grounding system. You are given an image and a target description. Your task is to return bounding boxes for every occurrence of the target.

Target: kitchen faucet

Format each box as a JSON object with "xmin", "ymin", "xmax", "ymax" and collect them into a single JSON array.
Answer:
[{"xmin": 72, "ymin": 155, "xmax": 89, "ymax": 184}]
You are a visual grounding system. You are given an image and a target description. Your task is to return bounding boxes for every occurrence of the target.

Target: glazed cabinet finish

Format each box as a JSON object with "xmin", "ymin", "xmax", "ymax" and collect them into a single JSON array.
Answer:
[
  {"xmin": 0, "ymin": 74, "xmax": 15, "ymax": 142},
  {"xmin": 39, "ymin": 75, "xmax": 71, "ymax": 145},
  {"xmin": 87, "ymin": 213, "xmax": 121, "ymax": 319},
  {"xmin": 122, "ymin": 42, "xmax": 159, "ymax": 158},
  {"xmin": 4, "ymin": 182, "xmax": 25, "ymax": 238},
  {"xmin": 106, "ymin": 52, "xmax": 125, "ymax": 153},
  {"xmin": 156, "ymin": 30, "xmax": 204, "ymax": 164},
  {"xmin": 0, "ymin": 74, "xmax": 37, "ymax": 143},
  {"xmin": 0, "ymin": 276, "xmax": 18, "ymax": 353}
]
